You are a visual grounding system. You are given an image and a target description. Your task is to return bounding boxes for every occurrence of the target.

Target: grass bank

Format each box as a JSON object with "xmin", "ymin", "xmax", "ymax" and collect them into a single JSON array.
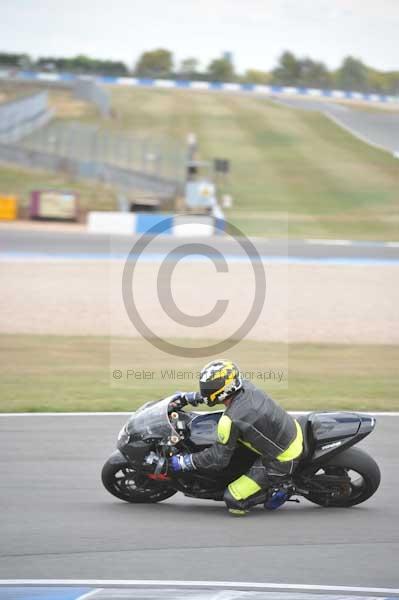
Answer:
[
  {"xmin": 1, "ymin": 85, "xmax": 398, "ymax": 240},
  {"xmin": 1, "ymin": 335, "xmax": 398, "ymax": 412},
  {"xmin": 101, "ymin": 88, "xmax": 399, "ymax": 240}
]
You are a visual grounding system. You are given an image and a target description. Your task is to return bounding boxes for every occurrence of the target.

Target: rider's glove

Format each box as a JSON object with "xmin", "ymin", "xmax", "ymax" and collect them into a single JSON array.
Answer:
[
  {"xmin": 170, "ymin": 454, "xmax": 196, "ymax": 472},
  {"xmin": 170, "ymin": 392, "xmax": 203, "ymax": 409},
  {"xmin": 169, "ymin": 393, "xmax": 186, "ymax": 410},
  {"xmin": 184, "ymin": 391, "xmax": 203, "ymax": 407}
]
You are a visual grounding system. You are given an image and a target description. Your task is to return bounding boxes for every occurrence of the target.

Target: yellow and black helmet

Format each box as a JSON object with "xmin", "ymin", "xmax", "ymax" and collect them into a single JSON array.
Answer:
[{"xmin": 199, "ymin": 359, "xmax": 242, "ymax": 407}]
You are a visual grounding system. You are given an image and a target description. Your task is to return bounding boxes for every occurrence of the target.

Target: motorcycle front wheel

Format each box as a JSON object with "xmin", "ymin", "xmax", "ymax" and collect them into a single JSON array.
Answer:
[
  {"xmin": 102, "ymin": 458, "xmax": 177, "ymax": 503},
  {"xmin": 299, "ymin": 447, "xmax": 381, "ymax": 508}
]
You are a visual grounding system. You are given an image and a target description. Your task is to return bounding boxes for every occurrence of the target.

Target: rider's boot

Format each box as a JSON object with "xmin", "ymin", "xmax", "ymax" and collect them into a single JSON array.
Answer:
[
  {"xmin": 224, "ymin": 487, "xmax": 267, "ymax": 516},
  {"xmin": 264, "ymin": 489, "xmax": 288, "ymax": 510}
]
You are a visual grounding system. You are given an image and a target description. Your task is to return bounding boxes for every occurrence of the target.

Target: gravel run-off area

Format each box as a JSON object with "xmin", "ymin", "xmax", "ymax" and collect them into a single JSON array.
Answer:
[{"xmin": 1, "ymin": 259, "xmax": 398, "ymax": 344}]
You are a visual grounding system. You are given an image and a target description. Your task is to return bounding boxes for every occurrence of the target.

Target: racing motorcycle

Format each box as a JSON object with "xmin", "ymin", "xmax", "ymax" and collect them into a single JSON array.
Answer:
[{"xmin": 102, "ymin": 396, "xmax": 381, "ymax": 508}]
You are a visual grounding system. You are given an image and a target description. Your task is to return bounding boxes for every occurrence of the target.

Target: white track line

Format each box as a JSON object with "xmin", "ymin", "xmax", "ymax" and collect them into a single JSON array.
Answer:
[
  {"xmin": 1, "ymin": 411, "xmax": 399, "ymax": 417},
  {"xmin": 1, "ymin": 580, "xmax": 399, "ymax": 595},
  {"xmin": 304, "ymin": 238, "xmax": 399, "ymax": 247},
  {"xmin": 305, "ymin": 239, "xmax": 352, "ymax": 246},
  {"xmin": 76, "ymin": 591, "xmax": 103, "ymax": 600}
]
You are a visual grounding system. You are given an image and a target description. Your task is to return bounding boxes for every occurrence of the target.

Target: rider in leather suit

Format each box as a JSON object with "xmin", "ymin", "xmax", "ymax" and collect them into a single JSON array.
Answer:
[{"xmin": 170, "ymin": 359, "xmax": 303, "ymax": 515}]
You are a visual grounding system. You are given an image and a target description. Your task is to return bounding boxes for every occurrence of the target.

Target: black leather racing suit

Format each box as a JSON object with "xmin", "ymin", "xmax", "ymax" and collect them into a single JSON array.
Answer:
[
  {"xmin": 191, "ymin": 380, "xmax": 301, "ymax": 510},
  {"xmin": 192, "ymin": 379, "xmax": 297, "ymax": 472}
]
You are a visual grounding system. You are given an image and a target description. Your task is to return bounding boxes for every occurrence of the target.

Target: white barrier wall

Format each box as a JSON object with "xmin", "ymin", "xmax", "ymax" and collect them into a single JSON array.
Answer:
[
  {"xmin": 87, "ymin": 212, "xmax": 224, "ymax": 236},
  {"xmin": 172, "ymin": 215, "xmax": 215, "ymax": 237},
  {"xmin": 87, "ymin": 211, "xmax": 137, "ymax": 234},
  {"xmin": 1, "ymin": 71, "xmax": 397, "ymax": 105}
]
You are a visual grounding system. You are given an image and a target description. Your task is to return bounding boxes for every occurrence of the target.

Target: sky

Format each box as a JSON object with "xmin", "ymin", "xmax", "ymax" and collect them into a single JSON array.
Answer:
[{"xmin": 1, "ymin": 0, "xmax": 398, "ymax": 73}]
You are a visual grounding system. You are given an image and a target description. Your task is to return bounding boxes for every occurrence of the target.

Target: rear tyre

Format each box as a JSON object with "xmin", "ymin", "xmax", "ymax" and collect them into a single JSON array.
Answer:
[
  {"xmin": 302, "ymin": 447, "xmax": 381, "ymax": 507},
  {"xmin": 101, "ymin": 458, "xmax": 177, "ymax": 504}
]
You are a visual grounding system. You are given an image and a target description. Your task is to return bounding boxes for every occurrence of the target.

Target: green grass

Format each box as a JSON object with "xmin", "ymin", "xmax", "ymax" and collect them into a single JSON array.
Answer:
[
  {"xmin": 1, "ymin": 334, "xmax": 398, "ymax": 412},
  {"xmin": 87, "ymin": 88, "xmax": 399, "ymax": 240},
  {"xmin": 1, "ymin": 85, "xmax": 399, "ymax": 240}
]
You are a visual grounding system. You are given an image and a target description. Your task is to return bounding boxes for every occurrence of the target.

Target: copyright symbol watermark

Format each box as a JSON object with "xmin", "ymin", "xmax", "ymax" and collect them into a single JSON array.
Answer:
[
  {"xmin": 121, "ymin": 216, "xmax": 266, "ymax": 358},
  {"xmin": 112, "ymin": 369, "xmax": 123, "ymax": 379}
]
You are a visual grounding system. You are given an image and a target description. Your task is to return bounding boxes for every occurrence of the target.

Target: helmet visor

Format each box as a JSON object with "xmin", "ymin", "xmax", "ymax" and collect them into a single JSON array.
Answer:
[{"xmin": 200, "ymin": 377, "xmax": 226, "ymax": 406}]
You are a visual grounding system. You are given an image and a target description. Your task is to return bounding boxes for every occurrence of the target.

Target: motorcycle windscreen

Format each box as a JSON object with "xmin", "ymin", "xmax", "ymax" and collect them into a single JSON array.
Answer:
[{"xmin": 126, "ymin": 396, "xmax": 179, "ymax": 442}]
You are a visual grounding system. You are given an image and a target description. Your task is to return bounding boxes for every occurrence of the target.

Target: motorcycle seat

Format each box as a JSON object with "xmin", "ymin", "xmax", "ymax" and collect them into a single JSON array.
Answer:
[{"xmin": 296, "ymin": 414, "xmax": 312, "ymax": 461}]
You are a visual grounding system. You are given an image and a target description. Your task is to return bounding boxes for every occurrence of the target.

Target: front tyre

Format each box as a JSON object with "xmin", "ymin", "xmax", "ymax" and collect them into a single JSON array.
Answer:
[
  {"xmin": 101, "ymin": 458, "xmax": 177, "ymax": 504},
  {"xmin": 302, "ymin": 447, "xmax": 381, "ymax": 507}
]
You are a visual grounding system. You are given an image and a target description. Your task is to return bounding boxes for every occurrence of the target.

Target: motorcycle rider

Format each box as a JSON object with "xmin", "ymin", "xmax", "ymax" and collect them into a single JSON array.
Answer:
[{"xmin": 169, "ymin": 359, "xmax": 303, "ymax": 515}]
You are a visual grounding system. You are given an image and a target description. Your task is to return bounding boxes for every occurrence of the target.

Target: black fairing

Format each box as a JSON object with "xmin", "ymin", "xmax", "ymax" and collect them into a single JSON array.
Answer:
[
  {"xmin": 189, "ymin": 411, "xmax": 223, "ymax": 447},
  {"xmin": 119, "ymin": 439, "xmax": 149, "ymax": 465},
  {"xmin": 311, "ymin": 412, "xmax": 360, "ymax": 441},
  {"xmin": 300, "ymin": 412, "xmax": 376, "ymax": 465},
  {"xmin": 107, "ymin": 449, "xmax": 130, "ymax": 466}
]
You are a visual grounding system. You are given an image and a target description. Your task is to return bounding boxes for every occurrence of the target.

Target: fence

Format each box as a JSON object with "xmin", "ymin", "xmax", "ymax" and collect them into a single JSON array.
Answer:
[
  {"xmin": 0, "ymin": 91, "xmax": 53, "ymax": 142},
  {"xmin": 18, "ymin": 121, "xmax": 185, "ymax": 191},
  {"xmin": 0, "ymin": 142, "xmax": 180, "ymax": 197},
  {"xmin": 73, "ymin": 78, "xmax": 110, "ymax": 117},
  {"xmin": 0, "ymin": 88, "xmax": 185, "ymax": 197},
  {"xmin": 0, "ymin": 74, "xmax": 111, "ymax": 117}
]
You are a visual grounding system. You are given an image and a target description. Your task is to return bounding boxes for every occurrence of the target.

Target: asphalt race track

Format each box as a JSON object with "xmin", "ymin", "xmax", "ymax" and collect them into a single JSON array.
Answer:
[
  {"xmin": 1, "ymin": 228, "xmax": 399, "ymax": 263},
  {"xmin": 0, "ymin": 414, "xmax": 398, "ymax": 587},
  {"xmin": 272, "ymin": 96, "xmax": 399, "ymax": 155}
]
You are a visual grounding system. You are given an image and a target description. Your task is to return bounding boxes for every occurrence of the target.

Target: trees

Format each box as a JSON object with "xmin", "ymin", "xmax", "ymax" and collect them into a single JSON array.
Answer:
[
  {"xmin": 35, "ymin": 55, "xmax": 128, "ymax": 76},
  {"xmin": 134, "ymin": 49, "xmax": 173, "ymax": 78},
  {"xmin": 335, "ymin": 56, "xmax": 368, "ymax": 92},
  {"xmin": 298, "ymin": 58, "xmax": 331, "ymax": 88},
  {"xmin": 272, "ymin": 51, "xmax": 301, "ymax": 85},
  {"xmin": 384, "ymin": 72, "xmax": 399, "ymax": 96},
  {"xmin": 1, "ymin": 46, "xmax": 397, "ymax": 94},
  {"xmin": 207, "ymin": 57, "xmax": 235, "ymax": 82},
  {"xmin": 0, "ymin": 53, "xmax": 30, "ymax": 68},
  {"xmin": 179, "ymin": 58, "xmax": 199, "ymax": 79},
  {"xmin": 272, "ymin": 51, "xmax": 331, "ymax": 88},
  {"xmin": 242, "ymin": 69, "xmax": 271, "ymax": 84}
]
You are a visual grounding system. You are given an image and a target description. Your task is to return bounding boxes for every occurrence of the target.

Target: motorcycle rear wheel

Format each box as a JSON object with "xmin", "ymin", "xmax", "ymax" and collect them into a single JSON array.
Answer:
[
  {"xmin": 102, "ymin": 458, "xmax": 177, "ymax": 503},
  {"xmin": 301, "ymin": 447, "xmax": 381, "ymax": 508}
]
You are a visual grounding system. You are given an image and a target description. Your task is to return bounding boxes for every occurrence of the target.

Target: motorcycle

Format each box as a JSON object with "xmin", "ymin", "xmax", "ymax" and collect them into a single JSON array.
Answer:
[{"xmin": 102, "ymin": 396, "xmax": 381, "ymax": 508}]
